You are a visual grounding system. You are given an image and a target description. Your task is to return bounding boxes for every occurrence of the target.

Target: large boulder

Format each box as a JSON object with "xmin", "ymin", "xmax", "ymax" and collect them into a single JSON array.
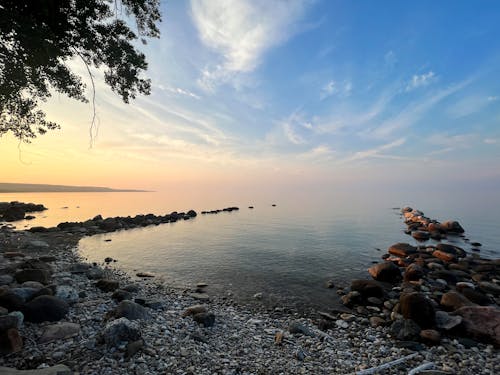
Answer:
[
  {"xmin": 441, "ymin": 220, "xmax": 465, "ymax": 233},
  {"xmin": 24, "ymin": 296, "xmax": 69, "ymax": 323},
  {"xmin": 14, "ymin": 269, "xmax": 50, "ymax": 285},
  {"xmin": 400, "ymin": 292, "xmax": 435, "ymax": 329},
  {"xmin": 454, "ymin": 306, "xmax": 500, "ymax": 346},
  {"xmin": 388, "ymin": 243, "xmax": 417, "ymax": 257},
  {"xmin": 102, "ymin": 317, "xmax": 141, "ymax": 347},
  {"xmin": 2, "ymin": 207, "xmax": 25, "ymax": 222},
  {"xmin": 368, "ymin": 262, "xmax": 402, "ymax": 283},
  {"xmin": 440, "ymin": 291, "xmax": 475, "ymax": 311}
]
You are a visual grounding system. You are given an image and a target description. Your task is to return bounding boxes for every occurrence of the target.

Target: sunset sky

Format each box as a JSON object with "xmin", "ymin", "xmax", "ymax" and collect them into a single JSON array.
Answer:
[{"xmin": 2, "ymin": 0, "xmax": 500, "ymax": 191}]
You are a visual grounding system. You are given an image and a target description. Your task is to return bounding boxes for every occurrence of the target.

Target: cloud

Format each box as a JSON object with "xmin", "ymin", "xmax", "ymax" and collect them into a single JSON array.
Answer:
[
  {"xmin": 384, "ymin": 50, "xmax": 397, "ymax": 67},
  {"xmin": 406, "ymin": 71, "xmax": 436, "ymax": 91},
  {"xmin": 320, "ymin": 80, "xmax": 352, "ymax": 100},
  {"xmin": 484, "ymin": 138, "xmax": 497, "ymax": 144},
  {"xmin": 487, "ymin": 96, "xmax": 498, "ymax": 101},
  {"xmin": 344, "ymin": 138, "xmax": 407, "ymax": 162},
  {"xmin": 190, "ymin": 0, "xmax": 310, "ymax": 90},
  {"xmin": 156, "ymin": 85, "xmax": 201, "ymax": 100},
  {"xmin": 446, "ymin": 95, "xmax": 491, "ymax": 118}
]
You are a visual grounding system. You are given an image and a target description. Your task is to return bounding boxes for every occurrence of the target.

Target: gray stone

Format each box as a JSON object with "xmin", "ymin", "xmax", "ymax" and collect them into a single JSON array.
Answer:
[
  {"xmin": 112, "ymin": 300, "xmax": 150, "ymax": 320},
  {"xmin": 24, "ymin": 296, "xmax": 69, "ymax": 323},
  {"xmin": 289, "ymin": 321, "xmax": 315, "ymax": 337},
  {"xmin": 55, "ymin": 285, "xmax": 79, "ymax": 305},
  {"xmin": 0, "ymin": 275, "xmax": 13, "ymax": 286},
  {"xmin": 390, "ymin": 319, "xmax": 421, "ymax": 341},
  {"xmin": 102, "ymin": 317, "xmax": 141, "ymax": 347},
  {"xmin": 39, "ymin": 322, "xmax": 81, "ymax": 343},
  {"xmin": 193, "ymin": 312, "xmax": 215, "ymax": 327},
  {"xmin": 435, "ymin": 310, "xmax": 462, "ymax": 330},
  {"xmin": 9, "ymin": 288, "xmax": 39, "ymax": 302}
]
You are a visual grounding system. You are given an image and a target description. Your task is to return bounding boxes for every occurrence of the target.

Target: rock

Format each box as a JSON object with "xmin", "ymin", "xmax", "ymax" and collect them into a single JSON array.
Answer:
[
  {"xmin": 369, "ymin": 316, "xmax": 386, "ymax": 327},
  {"xmin": 102, "ymin": 317, "xmax": 141, "ymax": 347},
  {"xmin": 367, "ymin": 297, "xmax": 383, "ymax": 305},
  {"xmin": 350, "ymin": 279, "xmax": 384, "ymax": 298},
  {"xmin": 26, "ymin": 240, "xmax": 49, "ymax": 249},
  {"xmin": 335, "ymin": 319, "xmax": 349, "ymax": 329},
  {"xmin": 0, "ymin": 292, "xmax": 24, "ymax": 312},
  {"xmin": 186, "ymin": 210, "xmax": 197, "ymax": 217},
  {"xmin": 182, "ymin": 305, "xmax": 207, "ymax": 318},
  {"xmin": 95, "ymin": 279, "xmax": 119, "ymax": 292},
  {"xmin": 441, "ymin": 220, "xmax": 465, "ymax": 233},
  {"xmin": 478, "ymin": 281, "xmax": 500, "ymax": 296},
  {"xmin": 2, "ymin": 207, "xmax": 25, "ymax": 222},
  {"xmin": 189, "ymin": 292, "xmax": 209, "ymax": 301},
  {"xmin": 368, "ymin": 262, "xmax": 402, "ymax": 283},
  {"xmin": 325, "ymin": 280, "xmax": 335, "ymax": 288},
  {"xmin": 0, "ymin": 315, "xmax": 19, "ymax": 331},
  {"xmin": 460, "ymin": 288, "xmax": 491, "ymax": 305},
  {"xmin": 454, "ymin": 306, "xmax": 500, "ymax": 346},
  {"xmin": 144, "ymin": 300, "xmax": 163, "ymax": 310},
  {"xmin": 39, "ymin": 322, "xmax": 81, "ymax": 343},
  {"xmin": 435, "ymin": 310, "xmax": 462, "ymax": 330},
  {"xmin": 400, "ymin": 292, "xmax": 435, "ymax": 328},
  {"xmin": 0, "ymin": 275, "xmax": 13, "ymax": 286},
  {"xmin": 14, "ymin": 269, "xmax": 50, "ymax": 284},
  {"xmin": 86, "ymin": 267, "xmax": 104, "ymax": 280},
  {"xmin": 432, "ymin": 250, "xmax": 455, "ymax": 262},
  {"xmin": 289, "ymin": 321, "xmax": 315, "ymax": 336},
  {"xmin": 55, "ymin": 285, "xmax": 79, "ymax": 305},
  {"xmin": 0, "ymin": 365, "xmax": 71, "ymax": 375},
  {"xmin": 24, "ymin": 296, "xmax": 69, "ymax": 323},
  {"xmin": 104, "ymin": 257, "xmax": 113, "ymax": 263},
  {"xmin": 440, "ymin": 291, "xmax": 474, "ymax": 311},
  {"xmin": 111, "ymin": 289, "xmax": 133, "ymax": 302},
  {"xmin": 395, "ymin": 340, "xmax": 425, "ymax": 351},
  {"xmin": 111, "ymin": 300, "xmax": 150, "ymax": 320},
  {"xmin": 125, "ymin": 339, "xmax": 144, "ymax": 358},
  {"xmin": 390, "ymin": 319, "xmax": 421, "ymax": 341},
  {"xmin": 435, "ymin": 243, "xmax": 466, "ymax": 257},
  {"xmin": 341, "ymin": 291, "xmax": 362, "ymax": 307},
  {"xmin": 9, "ymin": 287, "xmax": 39, "ymax": 302},
  {"xmin": 122, "ymin": 284, "xmax": 141, "ymax": 293},
  {"xmin": 0, "ymin": 328, "xmax": 22, "ymax": 354},
  {"xmin": 420, "ymin": 329, "xmax": 441, "ymax": 344},
  {"xmin": 193, "ymin": 312, "xmax": 215, "ymax": 327},
  {"xmin": 21, "ymin": 281, "xmax": 44, "ymax": 289},
  {"xmin": 388, "ymin": 243, "xmax": 417, "ymax": 257},
  {"xmin": 404, "ymin": 263, "xmax": 424, "ymax": 282},
  {"xmin": 412, "ymin": 231, "xmax": 430, "ymax": 241}
]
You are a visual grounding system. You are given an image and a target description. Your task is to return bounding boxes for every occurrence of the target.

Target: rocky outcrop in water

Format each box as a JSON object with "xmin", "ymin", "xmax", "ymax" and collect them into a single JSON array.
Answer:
[{"xmin": 0, "ymin": 202, "xmax": 47, "ymax": 222}]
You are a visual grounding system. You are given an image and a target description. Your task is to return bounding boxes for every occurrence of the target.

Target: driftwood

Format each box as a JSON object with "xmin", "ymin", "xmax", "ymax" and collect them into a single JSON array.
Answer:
[
  {"xmin": 355, "ymin": 353, "xmax": 418, "ymax": 375},
  {"xmin": 407, "ymin": 362, "xmax": 435, "ymax": 375}
]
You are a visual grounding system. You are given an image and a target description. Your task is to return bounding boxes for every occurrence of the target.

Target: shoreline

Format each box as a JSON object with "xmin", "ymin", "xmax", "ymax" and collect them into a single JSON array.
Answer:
[{"xmin": 0, "ymin": 205, "xmax": 499, "ymax": 374}]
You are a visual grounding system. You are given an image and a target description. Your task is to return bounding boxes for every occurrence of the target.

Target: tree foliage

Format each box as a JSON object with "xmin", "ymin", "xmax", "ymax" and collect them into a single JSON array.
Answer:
[{"xmin": 0, "ymin": 0, "xmax": 161, "ymax": 141}]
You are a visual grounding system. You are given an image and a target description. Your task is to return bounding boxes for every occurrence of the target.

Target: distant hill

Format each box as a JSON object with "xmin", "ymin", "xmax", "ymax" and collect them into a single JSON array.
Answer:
[{"xmin": 0, "ymin": 183, "xmax": 149, "ymax": 193}]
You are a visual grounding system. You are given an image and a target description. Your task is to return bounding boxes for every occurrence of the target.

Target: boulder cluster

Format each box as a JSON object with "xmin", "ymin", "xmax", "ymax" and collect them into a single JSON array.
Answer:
[
  {"xmin": 338, "ymin": 207, "xmax": 500, "ymax": 348},
  {"xmin": 0, "ymin": 202, "xmax": 47, "ymax": 222}
]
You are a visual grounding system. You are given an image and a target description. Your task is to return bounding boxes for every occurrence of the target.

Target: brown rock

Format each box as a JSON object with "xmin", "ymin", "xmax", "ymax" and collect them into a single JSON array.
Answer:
[
  {"xmin": 182, "ymin": 304, "xmax": 207, "ymax": 317},
  {"xmin": 0, "ymin": 328, "xmax": 22, "ymax": 354},
  {"xmin": 388, "ymin": 243, "xmax": 417, "ymax": 257},
  {"xmin": 404, "ymin": 263, "xmax": 425, "ymax": 282},
  {"xmin": 433, "ymin": 250, "xmax": 455, "ymax": 262},
  {"xmin": 369, "ymin": 316, "xmax": 386, "ymax": 327},
  {"xmin": 412, "ymin": 231, "xmax": 430, "ymax": 241},
  {"xmin": 455, "ymin": 306, "xmax": 500, "ymax": 346},
  {"xmin": 400, "ymin": 292, "xmax": 435, "ymax": 328},
  {"xmin": 420, "ymin": 329, "xmax": 441, "ymax": 344},
  {"xmin": 14, "ymin": 269, "xmax": 50, "ymax": 284},
  {"xmin": 441, "ymin": 291, "xmax": 475, "ymax": 311},
  {"xmin": 368, "ymin": 262, "xmax": 402, "ymax": 283},
  {"xmin": 350, "ymin": 279, "xmax": 384, "ymax": 298},
  {"xmin": 39, "ymin": 322, "xmax": 81, "ymax": 343},
  {"xmin": 441, "ymin": 220, "xmax": 465, "ymax": 233}
]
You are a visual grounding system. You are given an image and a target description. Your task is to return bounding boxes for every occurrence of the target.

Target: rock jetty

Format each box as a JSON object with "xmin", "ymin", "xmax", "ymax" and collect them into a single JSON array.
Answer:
[{"xmin": 0, "ymin": 204, "xmax": 498, "ymax": 374}]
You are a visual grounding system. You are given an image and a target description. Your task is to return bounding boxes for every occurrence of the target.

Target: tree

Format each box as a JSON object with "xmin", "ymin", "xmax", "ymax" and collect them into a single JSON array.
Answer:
[{"xmin": 0, "ymin": 0, "xmax": 161, "ymax": 142}]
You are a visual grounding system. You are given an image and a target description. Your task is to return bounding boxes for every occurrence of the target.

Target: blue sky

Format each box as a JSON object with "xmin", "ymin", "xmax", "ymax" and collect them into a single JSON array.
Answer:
[{"xmin": 3, "ymin": 0, "xmax": 500, "ymax": 189}]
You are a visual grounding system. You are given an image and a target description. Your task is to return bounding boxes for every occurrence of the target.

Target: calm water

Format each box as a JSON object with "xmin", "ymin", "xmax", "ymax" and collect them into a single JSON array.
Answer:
[{"xmin": 1, "ymin": 190, "xmax": 499, "ymax": 311}]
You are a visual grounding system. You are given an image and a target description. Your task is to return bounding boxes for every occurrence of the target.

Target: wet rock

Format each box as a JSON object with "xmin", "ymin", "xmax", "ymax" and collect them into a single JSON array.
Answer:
[
  {"xmin": 388, "ymin": 243, "xmax": 417, "ymax": 257},
  {"xmin": 2, "ymin": 207, "xmax": 25, "ymax": 222},
  {"xmin": 455, "ymin": 306, "xmax": 500, "ymax": 346},
  {"xmin": 102, "ymin": 317, "xmax": 141, "ymax": 347},
  {"xmin": 368, "ymin": 262, "xmax": 402, "ymax": 283},
  {"xmin": 412, "ymin": 231, "xmax": 430, "ymax": 241},
  {"xmin": 39, "ymin": 322, "xmax": 80, "ymax": 343},
  {"xmin": 435, "ymin": 243, "xmax": 466, "ymax": 257},
  {"xmin": 432, "ymin": 250, "xmax": 455, "ymax": 262},
  {"xmin": 440, "ymin": 291, "xmax": 475, "ymax": 311},
  {"xmin": 187, "ymin": 210, "xmax": 197, "ymax": 217},
  {"xmin": 14, "ymin": 269, "xmax": 50, "ymax": 285},
  {"xmin": 341, "ymin": 291, "xmax": 362, "ymax": 307},
  {"xmin": 24, "ymin": 296, "xmax": 69, "ymax": 323},
  {"xmin": 193, "ymin": 312, "xmax": 215, "ymax": 327},
  {"xmin": 111, "ymin": 300, "xmax": 150, "ymax": 321},
  {"xmin": 350, "ymin": 279, "xmax": 384, "ymax": 298},
  {"xmin": 441, "ymin": 220, "xmax": 465, "ymax": 233},
  {"xmin": 325, "ymin": 280, "xmax": 335, "ymax": 288},
  {"xmin": 95, "ymin": 279, "xmax": 119, "ymax": 292},
  {"xmin": 460, "ymin": 288, "xmax": 491, "ymax": 305},
  {"xmin": 136, "ymin": 272, "xmax": 155, "ymax": 278},
  {"xmin": 400, "ymin": 292, "xmax": 435, "ymax": 328},
  {"xmin": 404, "ymin": 263, "xmax": 425, "ymax": 282},
  {"xmin": 435, "ymin": 310, "xmax": 462, "ymax": 330},
  {"xmin": 390, "ymin": 319, "xmax": 421, "ymax": 341}
]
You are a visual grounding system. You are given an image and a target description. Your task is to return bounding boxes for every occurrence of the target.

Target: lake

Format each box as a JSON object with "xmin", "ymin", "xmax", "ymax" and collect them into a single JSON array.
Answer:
[{"xmin": 1, "ymin": 189, "xmax": 499, "ymax": 312}]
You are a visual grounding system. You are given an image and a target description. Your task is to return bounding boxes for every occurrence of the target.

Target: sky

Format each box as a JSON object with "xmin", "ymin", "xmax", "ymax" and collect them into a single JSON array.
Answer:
[{"xmin": 2, "ymin": 0, "xmax": 500, "ymax": 192}]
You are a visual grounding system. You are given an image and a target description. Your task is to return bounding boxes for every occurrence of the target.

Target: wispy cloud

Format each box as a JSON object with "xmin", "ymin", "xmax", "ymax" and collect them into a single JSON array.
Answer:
[
  {"xmin": 344, "ymin": 138, "xmax": 407, "ymax": 162},
  {"xmin": 384, "ymin": 50, "xmax": 397, "ymax": 67},
  {"xmin": 406, "ymin": 71, "xmax": 436, "ymax": 91},
  {"xmin": 446, "ymin": 95, "xmax": 491, "ymax": 118},
  {"xmin": 156, "ymin": 84, "xmax": 201, "ymax": 100},
  {"xmin": 190, "ymin": 0, "xmax": 311, "ymax": 90},
  {"xmin": 320, "ymin": 80, "xmax": 352, "ymax": 100},
  {"xmin": 487, "ymin": 96, "xmax": 499, "ymax": 101},
  {"xmin": 484, "ymin": 138, "xmax": 498, "ymax": 144}
]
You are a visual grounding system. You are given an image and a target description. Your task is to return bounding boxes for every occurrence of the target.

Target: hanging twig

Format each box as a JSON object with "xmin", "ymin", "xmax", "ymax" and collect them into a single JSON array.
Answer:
[
  {"xmin": 355, "ymin": 353, "xmax": 418, "ymax": 375},
  {"xmin": 71, "ymin": 47, "xmax": 98, "ymax": 148}
]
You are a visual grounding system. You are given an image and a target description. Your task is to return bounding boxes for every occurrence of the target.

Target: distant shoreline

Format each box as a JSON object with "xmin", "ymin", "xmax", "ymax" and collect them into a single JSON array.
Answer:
[{"xmin": 0, "ymin": 182, "xmax": 150, "ymax": 193}]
